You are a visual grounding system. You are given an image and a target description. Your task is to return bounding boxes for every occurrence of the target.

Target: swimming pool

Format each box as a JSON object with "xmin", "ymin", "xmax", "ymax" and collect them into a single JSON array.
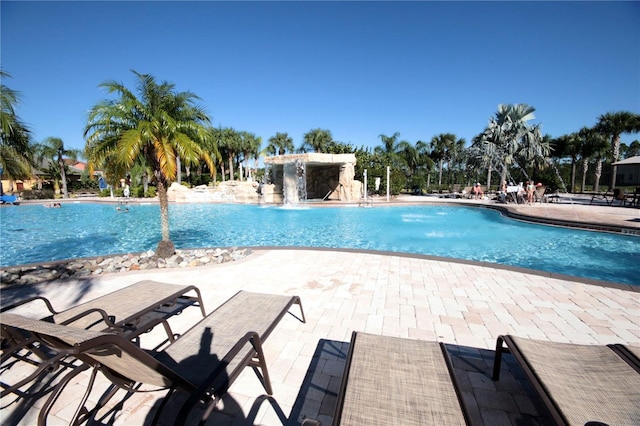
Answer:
[{"xmin": 1, "ymin": 203, "xmax": 638, "ymax": 285}]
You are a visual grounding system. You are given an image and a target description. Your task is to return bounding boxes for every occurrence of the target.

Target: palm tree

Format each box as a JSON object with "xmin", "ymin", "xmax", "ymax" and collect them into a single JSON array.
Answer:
[
  {"xmin": 266, "ymin": 132, "xmax": 294, "ymax": 155},
  {"xmin": 596, "ymin": 111, "xmax": 640, "ymax": 189},
  {"xmin": 219, "ymin": 127, "xmax": 241, "ymax": 181},
  {"xmin": 374, "ymin": 132, "xmax": 404, "ymax": 170},
  {"xmin": 35, "ymin": 137, "xmax": 81, "ymax": 198},
  {"xmin": 84, "ymin": 71, "xmax": 213, "ymax": 258},
  {"xmin": 300, "ymin": 128, "xmax": 332, "ymax": 153},
  {"xmin": 239, "ymin": 131, "xmax": 261, "ymax": 181},
  {"xmin": 0, "ymin": 70, "xmax": 33, "ymax": 194},
  {"xmin": 482, "ymin": 104, "xmax": 543, "ymax": 185},
  {"xmin": 627, "ymin": 140, "xmax": 640, "ymax": 157},
  {"xmin": 429, "ymin": 133, "xmax": 457, "ymax": 188},
  {"xmin": 551, "ymin": 133, "xmax": 581, "ymax": 192}
]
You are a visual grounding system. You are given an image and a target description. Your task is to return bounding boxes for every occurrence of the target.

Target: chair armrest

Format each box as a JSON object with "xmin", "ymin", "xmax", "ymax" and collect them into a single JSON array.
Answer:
[
  {"xmin": 59, "ymin": 308, "xmax": 117, "ymax": 329},
  {"xmin": 0, "ymin": 296, "xmax": 59, "ymax": 315}
]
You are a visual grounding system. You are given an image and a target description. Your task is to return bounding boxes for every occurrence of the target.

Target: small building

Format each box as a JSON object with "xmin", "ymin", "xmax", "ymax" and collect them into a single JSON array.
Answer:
[{"xmin": 263, "ymin": 153, "xmax": 361, "ymax": 204}]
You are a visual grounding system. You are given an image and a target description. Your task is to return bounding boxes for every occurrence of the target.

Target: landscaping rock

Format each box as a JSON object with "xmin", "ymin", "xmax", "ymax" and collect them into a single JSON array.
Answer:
[{"xmin": 0, "ymin": 247, "xmax": 253, "ymax": 286}]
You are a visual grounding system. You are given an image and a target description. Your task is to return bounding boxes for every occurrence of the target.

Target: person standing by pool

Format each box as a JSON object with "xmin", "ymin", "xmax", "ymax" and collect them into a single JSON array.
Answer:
[
  {"xmin": 474, "ymin": 183, "xmax": 484, "ymax": 200},
  {"xmin": 498, "ymin": 181, "xmax": 508, "ymax": 203},
  {"xmin": 526, "ymin": 180, "xmax": 535, "ymax": 204}
]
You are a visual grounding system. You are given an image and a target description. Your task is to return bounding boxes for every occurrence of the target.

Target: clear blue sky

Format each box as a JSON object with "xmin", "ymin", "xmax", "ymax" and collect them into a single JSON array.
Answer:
[{"xmin": 2, "ymin": 1, "xmax": 639, "ymax": 156}]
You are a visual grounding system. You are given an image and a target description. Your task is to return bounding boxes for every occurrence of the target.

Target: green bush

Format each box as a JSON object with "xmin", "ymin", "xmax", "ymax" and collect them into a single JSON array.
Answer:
[{"xmin": 20, "ymin": 189, "xmax": 55, "ymax": 200}]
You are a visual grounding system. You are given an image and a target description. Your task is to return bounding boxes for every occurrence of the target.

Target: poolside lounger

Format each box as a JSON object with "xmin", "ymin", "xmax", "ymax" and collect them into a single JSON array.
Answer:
[
  {"xmin": 332, "ymin": 332, "xmax": 469, "ymax": 426},
  {"xmin": 492, "ymin": 335, "xmax": 640, "ymax": 426},
  {"xmin": 590, "ymin": 189, "xmax": 611, "ymax": 205},
  {"xmin": 1, "ymin": 280, "xmax": 206, "ymax": 397},
  {"xmin": 0, "ymin": 290, "xmax": 305, "ymax": 426}
]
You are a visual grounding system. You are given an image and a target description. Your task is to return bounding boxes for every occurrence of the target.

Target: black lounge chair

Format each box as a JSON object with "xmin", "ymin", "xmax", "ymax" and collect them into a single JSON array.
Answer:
[
  {"xmin": 332, "ymin": 332, "xmax": 469, "ymax": 425},
  {"xmin": 1, "ymin": 290, "xmax": 305, "ymax": 426},
  {"xmin": 493, "ymin": 335, "xmax": 640, "ymax": 426},
  {"xmin": 1, "ymin": 280, "xmax": 206, "ymax": 397}
]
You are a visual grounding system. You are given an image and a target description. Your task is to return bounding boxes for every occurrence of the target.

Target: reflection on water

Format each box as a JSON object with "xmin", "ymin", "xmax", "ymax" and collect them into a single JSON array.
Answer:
[{"xmin": 1, "ymin": 203, "xmax": 638, "ymax": 285}]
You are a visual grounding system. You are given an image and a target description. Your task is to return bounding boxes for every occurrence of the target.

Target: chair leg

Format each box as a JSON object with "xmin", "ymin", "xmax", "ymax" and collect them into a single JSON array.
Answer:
[
  {"xmin": 492, "ymin": 336, "xmax": 507, "ymax": 381},
  {"xmin": 38, "ymin": 364, "xmax": 90, "ymax": 426},
  {"xmin": 249, "ymin": 337, "xmax": 273, "ymax": 395}
]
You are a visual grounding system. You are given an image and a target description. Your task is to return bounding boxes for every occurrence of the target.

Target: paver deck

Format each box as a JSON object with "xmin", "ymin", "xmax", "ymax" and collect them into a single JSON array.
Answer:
[{"xmin": 1, "ymin": 199, "xmax": 639, "ymax": 425}]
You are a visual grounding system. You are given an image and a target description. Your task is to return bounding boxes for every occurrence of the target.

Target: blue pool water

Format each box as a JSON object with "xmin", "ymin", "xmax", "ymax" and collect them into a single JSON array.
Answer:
[{"xmin": 1, "ymin": 203, "xmax": 639, "ymax": 285}]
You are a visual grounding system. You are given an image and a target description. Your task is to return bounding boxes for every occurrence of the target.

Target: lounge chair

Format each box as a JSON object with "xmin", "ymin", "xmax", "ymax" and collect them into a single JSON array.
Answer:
[
  {"xmin": 590, "ymin": 188, "xmax": 612, "ymax": 205},
  {"xmin": 1, "ymin": 280, "xmax": 206, "ymax": 397},
  {"xmin": 534, "ymin": 185, "xmax": 547, "ymax": 203},
  {"xmin": 0, "ymin": 194, "xmax": 19, "ymax": 205},
  {"xmin": 492, "ymin": 335, "xmax": 640, "ymax": 426},
  {"xmin": 609, "ymin": 188, "xmax": 627, "ymax": 206},
  {"xmin": 0, "ymin": 290, "xmax": 305, "ymax": 426},
  {"xmin": 332, "ymin": 332, "xmax": 469, "ymax": 426}
]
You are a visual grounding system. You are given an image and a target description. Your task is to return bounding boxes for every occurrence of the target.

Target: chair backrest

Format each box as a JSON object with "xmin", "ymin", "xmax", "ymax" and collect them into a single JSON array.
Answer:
[
  {"xmin": 613, "ymin": 188, "xmax": 625, "ymax": 199},
  {"xmin": 0, "ymin": 313, "xmax": 195, "ymax": 391},
  {"xmin": 534, "ymin": 186, "xmax": 546, "ymax": 197}
]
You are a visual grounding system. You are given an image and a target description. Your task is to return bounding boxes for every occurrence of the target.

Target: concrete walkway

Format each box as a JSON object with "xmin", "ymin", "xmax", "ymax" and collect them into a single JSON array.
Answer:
[
  {"xmin": 1, "ymin": 200, "xmax": 639, "ymax": 425},
  {"xmin": 2, "ymin": 249, "xmax": 639, "ymax": 425}
]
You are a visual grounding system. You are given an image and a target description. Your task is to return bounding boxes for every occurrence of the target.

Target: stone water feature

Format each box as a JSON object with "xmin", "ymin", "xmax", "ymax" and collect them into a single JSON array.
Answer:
[
  {"xmin": 264, "ymin": 153, "xmax": 361, "ymax": 204},
  {"xmin": 166, "ymin": 153, "xmax": 361, "ymax": 205}
]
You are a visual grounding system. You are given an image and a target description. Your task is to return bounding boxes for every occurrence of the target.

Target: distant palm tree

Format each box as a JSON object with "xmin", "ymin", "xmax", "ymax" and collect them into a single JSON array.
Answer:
[
  {"xmin": 266, "ymin": 132, "xmax": 294, "ymax": 155},
  {"xmin": 429, "ymin": 133, "xmax": 457, "ymax": 188},
  {"xmin": 596, "ymin": 111, "xmax": 640, "ymax": 189},
  {"xmin": 551, "ymin": 133, "xmax": 581, "ymax": 192},
  {"xmin": 84, "ymin": 71, "xmax": 213, "ymax": 257},
  {"xmin": 576, "ymin": 127, "xmax": 608, "ymax": 192},
  {"xmin": 239, "ymin": 131, "xmax": 261, "ymax": 180},
  {"xmin": 35, "ymin": 137, "xmax": 81, "ymax": 198},
  {"xmin": 0, "ymin": 70, "xmax": 33, "ymax": 194},
  {"xmin": 219, "ymin": 127, "xmax": 241, "ymax": 181},
  {"xmin": 300, "ymin": 128, "xmax": 332, "ymax": 153}
]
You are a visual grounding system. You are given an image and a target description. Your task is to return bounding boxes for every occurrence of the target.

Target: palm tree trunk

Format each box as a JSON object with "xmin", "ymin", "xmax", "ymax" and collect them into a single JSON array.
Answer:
[
  {"xmin": 176, "ymin": 156, "xmax": 182, "ymax": 184},
  {"xmin": 570, "ymin": 159, "xmax": 576, "ymax": 193},
  {"xmin": 581, "ymin": 159, "xmax": 588, "ymax": 193},
  {"xmin": 59, "ymin": 157, "xmax": 69, "ymax": 198},
  {"xmin": 157, "ymin": 180, "xmax": 170, "ymax": 242},
  {"xmin": 143, "ymin": 172, "xmax": 148, "ymax": 196},
  {"xmin": 155, "ymin": 179, "xmax": 175, "ymax": 258},
  {"xmin": 438, "ymin": 160, "xmax": 443, "ymax": 188},
  {"xmin": 500, "ymin": 167, "xmax": 508, "ymax": 187},
  {"xmin": 610, "ymin": 134, "xmax": 620, "ymax": 189},
  {"xmin": 486, "ymin": 164, "xmax": 493, "ymax": 193},
  {"xmin": 595, "ymin": 160, "xmax": 603, "ymax": 192},
  {"xmin": 228, "ymin": 155, "xmax": 234, "ymax": 181}
]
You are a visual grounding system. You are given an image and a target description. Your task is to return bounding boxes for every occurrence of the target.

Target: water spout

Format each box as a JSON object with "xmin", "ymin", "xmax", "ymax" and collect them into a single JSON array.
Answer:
[{"xmin": 283, "ymin": 159, "xmax": 307, "ymax": 206}]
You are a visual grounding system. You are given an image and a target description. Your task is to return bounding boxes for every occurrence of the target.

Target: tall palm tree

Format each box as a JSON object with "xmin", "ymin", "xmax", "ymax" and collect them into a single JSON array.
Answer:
[
  {"xmin": 374, "ymin": 132, "xmax": 404, "ymax": 171},
  {"xmin": 219, "ymin": 127, "xmax": 241, "ymax": 181},
  {"xmin": 574, "ymin": 127, "xmax": 606, "ymax": 192},
  {"xmin": 551, "ymin": 133, "xmax": 581, "ymax": 192},
  {"xmin": 300, "ymin": 128, "xmax": 332, "ymax": 153},
  {"xmin": 482, "ymin": 104, "xmax": 543, "ymax": 185},
  {"xmin": 0, "ymin": 70, "xmax": 33, "ymax": 194},
  {"xmin": 35, "ymin": 137, "xmax": 81, "ymax": 198},
  {"xmin": 429, "ymin": 133, "xmax": 457, "ymax": 188},
  {"xmin": 84, "ymin": 71, "xmax": 213, "ymax": 257},
  {"xmin": 596, "ymin": 111, "xmax": 640, "ymax": 189},
  {"xmin": 266, "ymin": 132, "xmax": 294, "ymax": 155},
  {"xmin": 239, "ymin": 131, "xmax": 261, "ymax": 181}
]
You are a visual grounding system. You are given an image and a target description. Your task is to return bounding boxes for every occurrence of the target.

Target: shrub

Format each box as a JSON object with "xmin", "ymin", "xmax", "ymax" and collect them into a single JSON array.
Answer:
[{"xmin": 20, "ymin": 189, "xmax": 55, "ymax": 200}]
